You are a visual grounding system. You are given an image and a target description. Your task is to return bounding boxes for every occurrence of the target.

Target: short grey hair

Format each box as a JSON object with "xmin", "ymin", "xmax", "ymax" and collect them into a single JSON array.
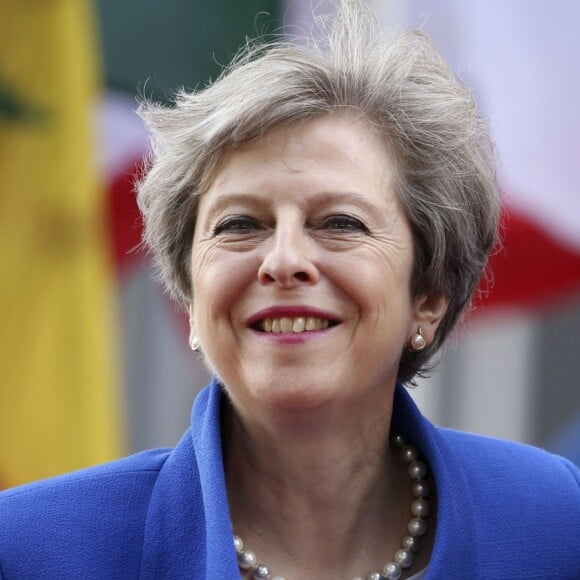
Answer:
[{"xmin": 136, "ymin": 1, "xmax": 500, "ymax": 384}]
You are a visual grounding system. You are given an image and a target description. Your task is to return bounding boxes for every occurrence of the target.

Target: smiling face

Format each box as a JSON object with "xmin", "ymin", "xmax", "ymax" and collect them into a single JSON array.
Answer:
[{"xmin": 191, "ymin": 115, "xmax": 444, "ymax": 423}]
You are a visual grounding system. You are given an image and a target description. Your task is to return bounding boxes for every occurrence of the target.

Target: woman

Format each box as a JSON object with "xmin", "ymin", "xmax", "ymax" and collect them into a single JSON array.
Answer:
[{"xmin": 1, "ymin": 3, "xmax": 579, "ymax": 579}]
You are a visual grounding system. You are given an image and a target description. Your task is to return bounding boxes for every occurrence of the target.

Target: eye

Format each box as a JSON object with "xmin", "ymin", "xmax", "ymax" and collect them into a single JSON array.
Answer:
[
  {"xmin": 322, "ymin": 214, "xmax": 369, "ymax": 233},
  {"xmin": 213, "ymin": 215, "xmax": 263, "ymax": 235}
]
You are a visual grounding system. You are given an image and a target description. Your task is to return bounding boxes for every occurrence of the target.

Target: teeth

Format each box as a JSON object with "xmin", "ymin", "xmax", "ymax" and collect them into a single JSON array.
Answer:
[{"xmin": 260, "ymin": 317, "xmax": 333, "ymax": 333}]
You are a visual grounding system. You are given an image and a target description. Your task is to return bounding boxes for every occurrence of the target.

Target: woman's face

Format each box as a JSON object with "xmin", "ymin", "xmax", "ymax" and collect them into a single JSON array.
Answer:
[{"xmin": 191, "ymin": 115, "xmax": 437, "ymax": 420}]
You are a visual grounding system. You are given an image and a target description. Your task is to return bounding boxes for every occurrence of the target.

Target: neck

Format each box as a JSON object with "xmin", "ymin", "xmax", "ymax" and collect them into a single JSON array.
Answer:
[{"xmin": 223, "ymin": 393, "xmax": 420, "ymax": 579}]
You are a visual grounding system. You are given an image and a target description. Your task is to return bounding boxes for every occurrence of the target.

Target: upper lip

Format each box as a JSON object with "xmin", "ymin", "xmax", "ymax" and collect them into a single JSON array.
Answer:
[{"xmin": 246, "ymin": 306, "xmax": 342, "ymax": 327}]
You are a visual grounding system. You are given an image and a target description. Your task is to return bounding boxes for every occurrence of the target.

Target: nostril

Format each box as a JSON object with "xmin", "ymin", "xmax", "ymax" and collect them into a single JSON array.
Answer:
[{"xmin": 294, "ymin": 271, "xmax": 310, "ymax": 282}]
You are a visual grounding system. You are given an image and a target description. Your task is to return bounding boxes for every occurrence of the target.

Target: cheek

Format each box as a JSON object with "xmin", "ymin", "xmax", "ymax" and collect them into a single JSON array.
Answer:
[
  {"xmin": 341, "ymin": 247, "xmax": 414, "ymax": 304},
  {"xmin": 191, "ymin": 249, "xmax": 257, "ymax": 324},
  {"xmin": 329, "ymin": 247, "xmax": 415, "ymax": 347}
]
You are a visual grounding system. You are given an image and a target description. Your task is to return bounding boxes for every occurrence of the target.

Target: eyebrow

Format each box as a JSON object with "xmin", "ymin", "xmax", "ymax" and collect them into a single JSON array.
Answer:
[
  {"xmin": 308, "ymin": 191, "xmax": 381, "ymax": 213},
  {"xmin": 203, "ymin": 190, "xmax": 383, "ymax": 219},
  {"xmin": 202, "ymin": 193, "xmax": 266, "ymax": 219}
]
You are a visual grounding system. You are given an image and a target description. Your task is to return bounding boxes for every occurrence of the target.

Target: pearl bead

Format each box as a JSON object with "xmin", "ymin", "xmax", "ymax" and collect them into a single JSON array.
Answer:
[
  {"xmin": 394, "ymin": 548, "xmax": 414, "ymax": 569},
  {"xmin": 390, "ymin": 434, "xmax": 405, "ymax": 448},
  {"xmin": 367, "ymin": 573, "xmax": 386, "ymax": 580},
  {"xmin": 233, "ymin": 535, "xmax": 244, "ymax": 553},
  {"xmin": 271, "ymin": 577, "xmax": 287, "ymax": 580},
  {"xmin": 408, "ymin": 517, "xmax": 427, "ymax": 537},
  {"xmin": 400, "ymin": 444, "xmax": 418, "ymax": 463},
  {"xmin": 253, "ymin": 564, "xmax": 270, "ymax": 579},
  {"xmin": 412, "ymin": 480, "xmax": 431, "ymax": 498},
  {"xmin": 383, "ymin": 561, "xmax": 402, "ymax": 579},
  {"xmin": 411, "ymin": 498, "xmax": 430, "ymax": 518},
  {"xmin": 402, "ymin": 535, "xmax": 422, "ymax": 553},
  {"xmin": 238, "ymin": 549, "xmax": 257, "ymax": 570},
  {"xmin": 408, "ymin": 460, "xmax": 428, "ymax": 480}
]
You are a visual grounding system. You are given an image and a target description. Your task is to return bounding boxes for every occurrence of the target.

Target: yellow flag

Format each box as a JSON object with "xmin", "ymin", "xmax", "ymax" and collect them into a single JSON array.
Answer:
[{"xmin": 0, "ymin": 0, "xmax": 124, "ymax": 487}]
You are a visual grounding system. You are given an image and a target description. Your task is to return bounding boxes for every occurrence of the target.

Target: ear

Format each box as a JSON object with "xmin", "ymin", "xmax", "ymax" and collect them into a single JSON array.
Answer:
[{"xmin": 410, "ymin": 292, "xmax": 449, "ymax": 346}]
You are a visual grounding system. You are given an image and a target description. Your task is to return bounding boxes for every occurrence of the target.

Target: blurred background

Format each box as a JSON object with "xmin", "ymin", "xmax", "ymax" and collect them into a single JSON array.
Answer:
[{"xmin": 1, "ymin": 0, "xmax": 579, "ymax": 488}]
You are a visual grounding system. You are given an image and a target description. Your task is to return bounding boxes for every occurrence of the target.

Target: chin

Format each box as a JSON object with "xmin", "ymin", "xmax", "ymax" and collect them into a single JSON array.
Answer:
[
  {"xmin": 263, "ymin": 387, "xmax": 333, "ymax": 413},
  {"xmin": 247, "ymin": 373, "xmax": 341, "ymax": 414}
]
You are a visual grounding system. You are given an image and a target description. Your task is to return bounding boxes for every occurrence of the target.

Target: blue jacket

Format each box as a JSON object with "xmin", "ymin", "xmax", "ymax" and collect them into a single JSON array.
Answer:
[{"xmin": 1, "ymin": 377, "xmax": 579, "ymax": 579}]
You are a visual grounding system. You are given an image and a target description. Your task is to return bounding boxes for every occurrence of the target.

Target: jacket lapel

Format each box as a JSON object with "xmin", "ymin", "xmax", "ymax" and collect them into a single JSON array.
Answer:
[
  {"xmin": 391, "ymin": 384, "xmax": 481, "ymax": 578},
  {"xmin": 140, "ymin": 378, "xmax": 238, "ymax": 579}
]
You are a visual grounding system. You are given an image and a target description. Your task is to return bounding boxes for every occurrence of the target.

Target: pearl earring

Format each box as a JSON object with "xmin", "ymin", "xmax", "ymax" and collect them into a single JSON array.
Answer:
[
  {"xmin": 410, "ymin": 326, "xmax": 426, "ymax": 351},
  {"xmin": 189, "ymin": 335, "xmax": 201, "ymax": 352},
  {"xmin": 189, "ymin": 319, "xmax": 201, "ymax": 352}
]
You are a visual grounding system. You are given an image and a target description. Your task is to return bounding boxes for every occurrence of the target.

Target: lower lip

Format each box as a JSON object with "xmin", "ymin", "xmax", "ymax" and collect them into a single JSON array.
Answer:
[{"xmin": 249, "ymin": 327, "xmax": 336, "ymax": 344}]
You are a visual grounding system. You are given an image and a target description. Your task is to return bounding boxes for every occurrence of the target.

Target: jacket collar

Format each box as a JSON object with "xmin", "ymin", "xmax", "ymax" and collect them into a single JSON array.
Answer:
[
  {"xmin": 140, "ymin": 378, "xmax": 479, "ymax": 578},
  {"xmin": 140, "ymin": 376, "xmax": 237, "ymax": 579},
  {"xmin": 391, "ymin": 385, "xmax": 480, "ymax": 578}
]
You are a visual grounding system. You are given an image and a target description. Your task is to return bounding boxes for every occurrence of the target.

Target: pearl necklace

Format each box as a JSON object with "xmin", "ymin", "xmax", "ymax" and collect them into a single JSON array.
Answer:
[{"xmin": 233, "ymin": 433, "xmax": 431, "ymax": 580}]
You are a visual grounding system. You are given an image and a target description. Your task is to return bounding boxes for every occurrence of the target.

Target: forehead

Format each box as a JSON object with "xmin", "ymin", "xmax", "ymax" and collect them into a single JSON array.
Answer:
[{"xmin": 204, "ymin": 115, "xmax": 398, "ymax": 205}]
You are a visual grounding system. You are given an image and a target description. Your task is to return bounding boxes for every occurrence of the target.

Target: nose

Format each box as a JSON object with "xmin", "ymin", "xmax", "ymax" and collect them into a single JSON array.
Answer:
[{"xmin": 258, "ymin": 218, "xmax": 319, "ymax": 288}]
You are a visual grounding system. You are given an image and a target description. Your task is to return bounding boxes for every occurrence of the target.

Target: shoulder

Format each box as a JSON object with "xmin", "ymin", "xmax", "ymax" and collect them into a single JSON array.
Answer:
[
  {"xmin": 0, "ymin": 448, "xmax": 171, "ymax": 579},
  {"xmin": 0, "ymin": 446, "xmax": 171, "ymax": 509},
  {"xmin": 436, "ymin": 428, "xmax": 580, "ymax": 574},
  {"xmin": 437, "ymin": 426, "xmax": 580, "ymax": 492}
]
